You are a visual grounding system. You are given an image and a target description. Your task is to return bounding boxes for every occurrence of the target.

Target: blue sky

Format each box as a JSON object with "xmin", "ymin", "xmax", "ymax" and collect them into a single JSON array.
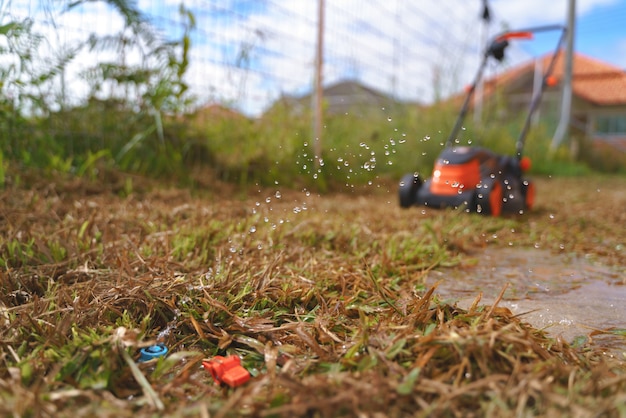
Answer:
[
  {"xmin": 8, "ymin": 0, "xmax": 626, "ymax": 116},
  {"xmin": 490, "ymin": 0, "xmax": 626, "ymax": 68},
  {"xmin": 572, "ymin": 0, "xmax": 626, "ymax": 65}
]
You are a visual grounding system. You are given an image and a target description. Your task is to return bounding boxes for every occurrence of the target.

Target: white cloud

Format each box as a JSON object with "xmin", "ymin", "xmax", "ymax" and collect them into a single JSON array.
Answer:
[{"xmin": 491, "ymin": 0, "xmax": 619, "ymax": 26}]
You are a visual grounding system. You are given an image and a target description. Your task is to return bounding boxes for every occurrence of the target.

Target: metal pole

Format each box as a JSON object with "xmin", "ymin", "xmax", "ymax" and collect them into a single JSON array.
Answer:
[
  {"xmin": 474, "ymin": 0, "xmax": 491, "ymax": 125},
  {"xmin": 312, "ymin": 0, "xmax": 325, "ymax": 167},
  {"xmin": 550, "ymin": 0, "xmax": 575, "ymax": 151},
  {"xmin": 515, "ymin": 26, "xmax": 568, "ymax": 158}
]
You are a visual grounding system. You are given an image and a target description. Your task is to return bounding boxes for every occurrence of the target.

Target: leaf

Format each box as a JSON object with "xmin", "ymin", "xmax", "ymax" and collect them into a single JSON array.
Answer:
[
  {"xmin": 424, "ymin": 323, "xmax": 437, "ymax": 336},
  {"xmin": 570, "ymin": 335, "xmax": 588, "ymax": 348},
  {"xmin": 386, "ymin": 338, "xmax": 407, "ymax": 360},
  {"xmin": 0, "ymin": 22, "xmax": 19, "ymax": 36},
  {"xmin": 119, "ymin": 347, "xmax": 164, "ymax": 411},
  {"xmin": 397, "ymin": 368, "xmax": 421, "ymax": 395},
  {"xmin": 151, "ymin": 351, "xmax": 203, "ymax": 380}
]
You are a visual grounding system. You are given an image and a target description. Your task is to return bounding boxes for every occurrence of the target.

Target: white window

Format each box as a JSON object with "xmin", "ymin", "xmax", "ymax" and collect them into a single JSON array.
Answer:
[{"xmin": 595, "ymin": 114, "xmax": 626, "ymax": 136}]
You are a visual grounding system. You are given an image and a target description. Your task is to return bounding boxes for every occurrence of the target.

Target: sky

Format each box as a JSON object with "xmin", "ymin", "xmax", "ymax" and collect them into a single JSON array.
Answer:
[{"xmin": 7, "ymin": 0, "xmax": 626, "ymax": 116}]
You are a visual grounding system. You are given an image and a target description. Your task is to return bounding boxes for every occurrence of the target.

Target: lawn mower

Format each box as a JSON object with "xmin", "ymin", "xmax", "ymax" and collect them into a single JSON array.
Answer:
[{"xmin": 399, "ymin": 24, "xmax": 567, "ymax": 216}]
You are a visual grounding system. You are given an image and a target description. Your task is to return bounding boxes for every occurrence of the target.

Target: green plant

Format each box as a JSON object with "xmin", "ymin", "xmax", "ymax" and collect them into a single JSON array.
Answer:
[
  {"xmin": 0, "ymin": 237, "xmax": 36, "ymax": 267},
  {"xmin": 0, "ymin": 150, "xmax": 5, "ymax": 188}
]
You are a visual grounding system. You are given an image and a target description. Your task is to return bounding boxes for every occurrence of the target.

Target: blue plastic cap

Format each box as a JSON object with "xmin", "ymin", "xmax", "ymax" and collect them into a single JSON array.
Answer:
[{"xmin": 139, "ymin": 344, "xmax": 168, "ymax": 362}]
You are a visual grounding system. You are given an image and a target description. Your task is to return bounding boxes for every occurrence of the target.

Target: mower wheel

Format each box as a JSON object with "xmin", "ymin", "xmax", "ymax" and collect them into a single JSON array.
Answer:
[
  {"xmin": 522, "ymin": 180, "xmax": 535, "ymax": 210},
  {"xmin": 475, "ymin": 180, "xmax": 503, "ymax": 216},
  {"xmin": 399, "ymin": 173, "xmax": 422, "ymax": 208}
]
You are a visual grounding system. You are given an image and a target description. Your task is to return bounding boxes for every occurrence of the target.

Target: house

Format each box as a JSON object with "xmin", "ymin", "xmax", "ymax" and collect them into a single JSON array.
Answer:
[
  {"xmin": 474, "ymin": 51, "xmax": 626, "ymax": 155},
  {"xmin": 272, "ymin": 80, "xmax": 399, "ymax": 116},
  {"xmin": 191, "ymin": 103, "xmax": 249, "ymax": 123}
]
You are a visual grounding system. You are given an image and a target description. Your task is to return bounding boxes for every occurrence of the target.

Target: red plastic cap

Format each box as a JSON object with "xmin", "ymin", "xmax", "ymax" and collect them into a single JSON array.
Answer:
[
  {"xmin": 202, "ymin": 355, "xmax": 250, "ymax": 388},
  {"xmin": 520, "ymin": 156, "xmax": 532, "ymax": 172}
]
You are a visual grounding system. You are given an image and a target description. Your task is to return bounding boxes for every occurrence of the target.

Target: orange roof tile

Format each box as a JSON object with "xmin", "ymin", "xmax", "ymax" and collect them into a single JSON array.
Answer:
[{"xmin": 480, "ymin": 51, "xmax": 626, "ymax": 106}]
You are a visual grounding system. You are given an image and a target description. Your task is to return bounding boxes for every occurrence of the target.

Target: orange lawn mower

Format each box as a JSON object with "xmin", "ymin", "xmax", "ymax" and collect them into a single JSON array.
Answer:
[{"xmin": 399, "ymin": 25, "xmax": 567, "ymax": 216}]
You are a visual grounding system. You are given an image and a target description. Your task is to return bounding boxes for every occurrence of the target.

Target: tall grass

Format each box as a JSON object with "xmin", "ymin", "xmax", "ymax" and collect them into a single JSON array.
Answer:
[{"xmin": 1, "ymin": 96, "xmax": 598, "ymax": 190}]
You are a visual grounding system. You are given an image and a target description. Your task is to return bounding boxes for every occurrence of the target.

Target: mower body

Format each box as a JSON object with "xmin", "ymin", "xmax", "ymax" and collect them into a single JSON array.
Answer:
[{"xmin": 399, "ymin": 146, "xmax": 534, "ymax": 216}]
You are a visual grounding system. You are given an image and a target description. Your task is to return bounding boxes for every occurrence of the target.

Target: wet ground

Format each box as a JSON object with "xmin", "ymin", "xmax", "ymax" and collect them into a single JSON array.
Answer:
[{"xmin": 427, "ymin": 247, "xmax": 626, "ymax": 356}]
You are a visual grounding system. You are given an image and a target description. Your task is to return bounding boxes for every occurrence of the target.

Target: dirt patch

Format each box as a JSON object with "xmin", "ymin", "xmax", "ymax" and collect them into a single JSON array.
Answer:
[{"xmin": 427, "ymin": 247, "xmax": 626, "ymax": 351}]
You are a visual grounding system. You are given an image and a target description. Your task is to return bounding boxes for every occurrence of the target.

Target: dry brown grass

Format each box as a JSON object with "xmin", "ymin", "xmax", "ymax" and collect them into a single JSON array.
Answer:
[{"xmin": 1, "ymin": 168, "xmax": 625, "ymax": 417}]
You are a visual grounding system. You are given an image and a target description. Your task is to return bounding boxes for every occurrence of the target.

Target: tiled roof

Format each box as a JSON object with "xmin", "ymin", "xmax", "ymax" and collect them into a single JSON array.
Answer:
[{"xmin": 481, "ymin": 50, "xmax": 626, "ymax": 106}]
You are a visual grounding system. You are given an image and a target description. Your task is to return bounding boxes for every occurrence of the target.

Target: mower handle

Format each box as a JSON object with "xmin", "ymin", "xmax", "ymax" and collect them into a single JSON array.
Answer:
[
  {"xmin": 495, "ymin": 31, "xmax": 533, "ymax": 42},
  {"xmin": 445, "ymin": 24, "xmax": 567, "ymax": 153}
]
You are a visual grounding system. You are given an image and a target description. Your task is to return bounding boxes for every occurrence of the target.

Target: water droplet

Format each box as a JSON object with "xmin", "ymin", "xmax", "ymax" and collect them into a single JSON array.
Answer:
[
  {"xmin": 549, "ymin": 214, "xmax": 555, "ymax": 219},
  {"xmin": 275, "ymin": 191, "xmax": 282, "ymax": 199},
  {"xmin": 265, "ymin": 197, "xmax": 271, "ymax": 203},
  {"xmin": 249, "ymin": 226, "xmax": 256, "ymax": 233},
  {"xmin": 387, "ymin": 117, "xmax": 392, "ymax": 122}
]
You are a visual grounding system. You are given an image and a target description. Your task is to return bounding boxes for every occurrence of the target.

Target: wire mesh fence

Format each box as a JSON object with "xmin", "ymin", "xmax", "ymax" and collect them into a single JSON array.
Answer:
[{"xmin": 6, "ymin": 1, "xmax": 499, "ymax": 117}]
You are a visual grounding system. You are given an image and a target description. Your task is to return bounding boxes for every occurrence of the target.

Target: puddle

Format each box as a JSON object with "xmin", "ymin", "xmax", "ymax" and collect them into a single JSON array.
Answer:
[{"xmin": 426, "ymin": 248, "xmax": 626, "ymax": 355}]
